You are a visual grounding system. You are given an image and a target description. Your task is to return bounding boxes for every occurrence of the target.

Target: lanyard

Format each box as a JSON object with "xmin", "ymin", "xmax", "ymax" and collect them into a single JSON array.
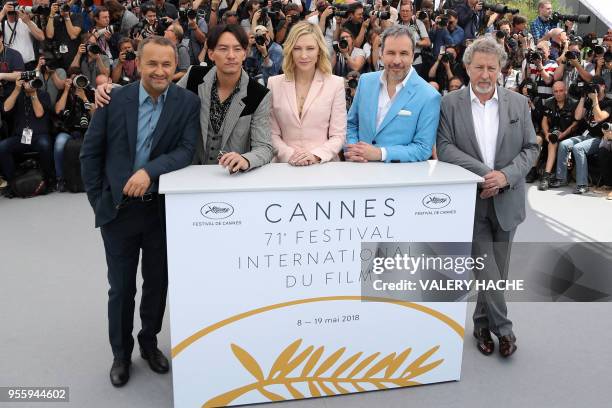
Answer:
[{"xmin": 3, "ymin": 19, "xmax": 19, "ymax": 47}]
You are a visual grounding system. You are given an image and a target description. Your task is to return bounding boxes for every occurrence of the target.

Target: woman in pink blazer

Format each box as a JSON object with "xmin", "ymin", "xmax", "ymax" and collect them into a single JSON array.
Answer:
[{"xmin": 268, "ymin": 21, "xmax": 347, "ymax": 165}]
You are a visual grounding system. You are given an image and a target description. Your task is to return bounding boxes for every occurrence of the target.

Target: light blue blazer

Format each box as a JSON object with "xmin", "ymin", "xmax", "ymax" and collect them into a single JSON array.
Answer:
[{"xmin": 346, "ymin": 70, "xmax": 441, "ymax": 162}]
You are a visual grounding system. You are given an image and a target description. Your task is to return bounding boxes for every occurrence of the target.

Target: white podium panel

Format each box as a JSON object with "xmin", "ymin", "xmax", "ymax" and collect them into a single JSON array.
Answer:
[{"xmin": 161, "ymin": 162, "xmax": 481, "ymax": 408}]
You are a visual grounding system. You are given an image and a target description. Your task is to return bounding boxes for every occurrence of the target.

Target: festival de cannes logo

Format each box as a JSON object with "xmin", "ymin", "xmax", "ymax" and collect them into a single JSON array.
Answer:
[
  {"xmin": 200, "ymin": 202, "xmax": 234, "ymax": 219},
  {"xmin": 422, "ymin": 193, "xmax": 451, "ymax": 209},
  {"xmin": 171, "ymin": 296, "xmax": 464, "ymax": 407}
]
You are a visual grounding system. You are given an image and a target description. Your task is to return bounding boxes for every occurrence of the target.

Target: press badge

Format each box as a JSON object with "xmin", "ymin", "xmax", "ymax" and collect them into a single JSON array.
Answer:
[
  {"xmin": 21, "ymin": 127, "xmax": 33, "ymax": 145},
  {"xmin": 59, "ymin": 44, "xmax": 68, "ymax": 54}
]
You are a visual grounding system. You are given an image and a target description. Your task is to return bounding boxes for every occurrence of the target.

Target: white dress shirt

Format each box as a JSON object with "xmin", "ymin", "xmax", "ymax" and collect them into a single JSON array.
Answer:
[
  {"xmin": 469, "ymin": 85, "xmax": 499, "ymax": 169},
  {"xmin": 376, "ymin": 68, "xmax": 414, "ymax": 161}
]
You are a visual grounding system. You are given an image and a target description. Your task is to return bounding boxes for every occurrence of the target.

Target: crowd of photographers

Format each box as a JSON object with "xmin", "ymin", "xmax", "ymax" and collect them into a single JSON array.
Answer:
[{"xmin": 0, "ymin": 0, "xmax": 610, "ymax": 197}]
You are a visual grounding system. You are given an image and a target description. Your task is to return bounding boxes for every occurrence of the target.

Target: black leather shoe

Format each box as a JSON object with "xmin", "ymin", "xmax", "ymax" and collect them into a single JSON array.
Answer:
[
  {"xmin": 110, "ymin": 359, "xmax": 131, "ymax": 387},
  {"xmin": 140, "ymin": 347, "xmax": 170, "ymax": 373},
  {"xmin": 473, "ymin": 328, "xmax": 495, "ymax": 356},
  {"xmin": 499, "ymin": 334, "xmax": 517, "ymax": 358},
  {"xmin": 525, "ymin": 167, "xmax": 538, "ymax": 183}
]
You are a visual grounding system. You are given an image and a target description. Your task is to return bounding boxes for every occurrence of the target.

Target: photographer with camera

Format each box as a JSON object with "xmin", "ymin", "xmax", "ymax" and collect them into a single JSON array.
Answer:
[
  {"xmin": 69, "ymin": 32, "xmax": 111, "ymax": 85},
  {"xmin": 518, "ymin": 79, "xmax": 545, "ymax": 180},
  {"xmin": 35, "ymin": 53, "xmax": 67, "ymax": 105},
  {"xmin": 53, "ymin": 68, "xmax": 95, "ymax": 191},
  {"xmin": 345, "ymin": 69, "xmax": 359, "ymax": 109},
  {"xmin": 247, "ymin": 3, "xmax": 274, "ymax": 40},
  {"xmin": 340, "ymin": 3, "xmax": 367, "ymax": 48},
  {"xmin": 596, "ymin": 122, "xmax": 612, "ymax": 199},
  {"xmin": 0, "ymin": 75, "xmax": 53, "ymax": 196},
  {"xmin": 105, "ymin": 0, "xmax": 140, "ymax": 36},
  {"xmin": 428, "ymin": 45, "xmax": 460, "ymax": 93},
  {"xmin": 454, "ymin": 0, "xmax": 485, "ymax": 41},
  {"xmin": 45, "ymin": 0, "xmax": 83, "ymax": 69},
  {"xmin": 152, "ymin": 0, "xmax": 178, "ymax": 19},
  {"xmin": 520, "ymin": 41, "xmax": 556, "ymax": 99},
  {"xmin": 275, "ymin": 2, "xmax": 300, "ymax": 45},
  {"xmin": 91, "ymin": 7, "xmax": 115, "ymax": 59},
  {"xmin": 395, "ymin": 2, "xmax": 430, "ymax": 79},
  {"xmin": 131, "ymin": 4, "xmax": 160, "ymax": 41},
  {"xmin": 554, "ymin": 40, "xmax": 595, "ymax": 96},
  {"xmin": 111, "ymin": 37, "xmax": 139, "ymax": 84},
  {"xmin": 0, "ymin": 1, "xmax": 45, "ymax": 68},
  {"xmin": 597, "ymin": 50, "xmax": 611, "ymax": 99},
  {"xmin": 163, "ymin": 22, "xmax": 191, "ymax": 81},
  {"xmin": 552, "ymin": 76, "xmax": 612, "ymax": 194},
  {"xmin": 429, "ymin": 9, "xmax": 463, "ymax": 55},
  {"xmin": 0, "ymin": 28, "xmax": 25, "ymax": 99},
  {"xmin": 245, "ymin": 24, "xmax": 282, "ymax": 85},
  {"xmin": 306, "ymin": 0, "xmax": 336, "ymax": 58},
  {"xmin": 538, "ymin": 80, "xmax": 578, "ymax": 190},
  {"xmin": 177, "ymin": 0, "xmax": 208, "ymax": 65},
  {"xmin": 530, "ymin": 0, "xmax": 557, "ymax": 42},
  {"xmin": 332, "ymin": 28, "xmax": 365, "ymax": 77}
]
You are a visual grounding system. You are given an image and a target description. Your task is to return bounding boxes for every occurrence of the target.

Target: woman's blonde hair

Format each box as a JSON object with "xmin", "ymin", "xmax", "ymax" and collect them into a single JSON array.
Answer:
[{"xmin": 282, "ymin": 21, "xmax": 331, "ymax": 81}]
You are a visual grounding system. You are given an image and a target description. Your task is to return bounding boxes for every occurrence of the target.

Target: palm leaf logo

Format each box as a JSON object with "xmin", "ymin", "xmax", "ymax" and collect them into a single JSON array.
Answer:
[{"xmin": 203, "ymin": 339, "xmax": 444, "ymax": 407}]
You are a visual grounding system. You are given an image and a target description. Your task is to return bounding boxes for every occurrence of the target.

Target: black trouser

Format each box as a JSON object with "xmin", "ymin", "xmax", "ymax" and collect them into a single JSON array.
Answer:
[
  {"xmin": 599, "ymin": 147, "xmax": 612, "ymax": 186},
  {"xmin": 100, "ymin": 196, "xmax": 167, "ymax": 360}
]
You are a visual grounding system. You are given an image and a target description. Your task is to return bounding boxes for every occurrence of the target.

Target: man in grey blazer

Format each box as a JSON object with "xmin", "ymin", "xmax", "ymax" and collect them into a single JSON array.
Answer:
[
  {"xmin": 437, "ymin": 37, "xmax": 539, "ymax": 358},
  {"xmin": 177, "ymin": 24, "xmax": 273, "ymax": 172}
]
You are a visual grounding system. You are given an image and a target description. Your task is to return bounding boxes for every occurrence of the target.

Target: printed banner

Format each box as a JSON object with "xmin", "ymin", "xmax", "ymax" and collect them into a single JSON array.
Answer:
[{"xmin": 165, "ymin": 183, "xmax": 477, "ymax": 407}]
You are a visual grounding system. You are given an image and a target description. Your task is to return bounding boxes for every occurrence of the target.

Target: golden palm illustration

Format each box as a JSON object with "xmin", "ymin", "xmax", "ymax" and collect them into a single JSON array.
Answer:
[{"xmin": 203, "ymin": 339, "xmax": 444, "ymax": 407}]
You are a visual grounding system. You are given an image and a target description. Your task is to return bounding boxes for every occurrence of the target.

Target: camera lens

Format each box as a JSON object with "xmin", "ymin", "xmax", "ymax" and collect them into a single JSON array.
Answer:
[{"xmin": 339, "ymin": 38, "xmax": 348, "ymax": 49}]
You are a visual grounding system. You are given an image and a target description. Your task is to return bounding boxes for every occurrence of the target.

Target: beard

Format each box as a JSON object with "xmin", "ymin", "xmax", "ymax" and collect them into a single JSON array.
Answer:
[{"xmin": 474, "ymin": 81, "xmax": 494, "ymax": 94}]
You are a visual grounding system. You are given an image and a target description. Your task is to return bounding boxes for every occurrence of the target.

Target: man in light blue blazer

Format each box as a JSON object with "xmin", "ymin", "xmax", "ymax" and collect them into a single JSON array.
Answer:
[{"xmin": 345, "ymin": 25, "xmax": 441, "ymax": 163}]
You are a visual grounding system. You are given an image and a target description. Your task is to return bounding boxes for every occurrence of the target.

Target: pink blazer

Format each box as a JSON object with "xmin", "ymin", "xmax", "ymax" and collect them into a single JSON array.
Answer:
[{"xmin": 267, "ymin": 70, "xmax": 347, "ymax": 163}]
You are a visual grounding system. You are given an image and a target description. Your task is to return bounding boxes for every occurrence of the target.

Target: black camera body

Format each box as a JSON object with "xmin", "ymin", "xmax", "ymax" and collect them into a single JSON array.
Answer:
[
  {"xmin": 338, "ymin": 38, "xmax": 349, "ymax": 50},
  {"xmin": 548, "ymin": 129, "xmax": 561, "ymax": 144},
  {"xmin": 602, "ymin": 122, "xmax": 612, "ymax": 132},
  {"xmin": 86, "ymin": 43, "xmax": 102, "ymax": 55},
  {"xmin": 522, "ymin": 78, "xmax": 539, "ymax": 99},
  {"xmin": 440, "ymin": 52, "xmax": 454, "ymax": 64},
  {"xmin": 527, "ymin": 49, "xmax": 544, "ymax": 64},
  {"xmin": 254, "ymin": 33, "xmax": 267, "ymax": 46},
  {"xmin": 483, "ymin": 3, "xmax": 519, "ymax": 14},
  {"xmin": 124, "ymin": 50, "xmax": 136, "ymax": 61}
]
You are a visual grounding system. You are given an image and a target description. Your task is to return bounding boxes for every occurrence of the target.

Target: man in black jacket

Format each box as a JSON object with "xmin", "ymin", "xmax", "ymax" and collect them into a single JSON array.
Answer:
[{"xmin": 80, "ymin": 36, "xmax": 200, "ymax": 387}]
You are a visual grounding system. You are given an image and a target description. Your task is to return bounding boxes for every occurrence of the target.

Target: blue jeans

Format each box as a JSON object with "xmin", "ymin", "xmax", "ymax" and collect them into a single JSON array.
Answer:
[
  {"xmin": 555, "ymin": 134, "xmax": 600, "ymax": 186},
  {"xmin": 54, "ymin": 132, "xmax": 72, "ymax": 179},
  {"xmin": 0, "ymin": 134, "xmax": 52, "ymax": 181}
]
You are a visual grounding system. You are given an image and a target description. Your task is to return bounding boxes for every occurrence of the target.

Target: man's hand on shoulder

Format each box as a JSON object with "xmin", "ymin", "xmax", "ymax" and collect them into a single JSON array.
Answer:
[
  {"xmin": 344, "ymin": 141, "xmax": 382, "ymax": 162},
  {"xmin": 123, "ymin": 169, "xmax": 151, "ymax": 197},
  {"xmin": 95, "ymin": 82, "xmax": 115, "ymax": 108}
]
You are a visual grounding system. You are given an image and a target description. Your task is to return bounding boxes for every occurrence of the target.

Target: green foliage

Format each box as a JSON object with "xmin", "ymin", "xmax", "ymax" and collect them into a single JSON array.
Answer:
[{"xmin": 502, "ymin": 0, "xmax": 569, "ymax": 22}]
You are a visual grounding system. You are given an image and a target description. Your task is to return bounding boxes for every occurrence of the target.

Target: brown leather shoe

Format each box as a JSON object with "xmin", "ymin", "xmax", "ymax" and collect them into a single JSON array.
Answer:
[
  {"xmin": 473, "ymin": 328, "xmax": 494, "ymax": 355},
  {"xmin": 498, "ymin": 334, "xmax": 517, "ymax": 358}
]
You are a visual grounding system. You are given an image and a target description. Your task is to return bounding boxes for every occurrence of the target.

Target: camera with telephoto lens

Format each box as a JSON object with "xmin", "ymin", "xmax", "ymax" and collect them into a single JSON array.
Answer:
[
  {"xmin": 72, "ymin": 74, "xmax": 90, "ymax": 89},
  {"xmin": 602, "ymin": 122, "xmax": 612, "ymax": 133},
  {"xmin": 332, "ymin": 3, "xmax": 349, "ymax": 18},
  {"xmin": 495, "ymin": 30, "xmax": 506, "ymax": 40},
  {"xmin": 593, "ymin": 45, "xmax": 605, "ymax": 55},
  {"xmin": 13, "ymin": 5, "xmax": 52, "ymax": 16},
  {"xmin": 548, "ymin": 129, "xmax": 561, "ymax": 144},
  {"xmin": 417, "ymin": 10, "xmax": 428, "ymax": 20},
  {"xmin": 178, "ymin": 7, "xmax": 198, "ymax": 22},
  {"xmin": 20, "ymin": 71, "xmax": 43, "ymax": 89},
  {"xmin": 254, "ymin": 33, "xmax": 267, "ymax": 46},
  {"xmin": 527, "ymin": 49, "xmax": 544, "ymax": 64},
  {"xmin": 437, "ymin": 15, "xmax": 449, "ymax": 28},
  {"xmin": 551, "ymin": 12, "xmax": 590, "ymax": 24},
  {"xmin": 338, "ymin": 38, "xmax": 348, "ymax": 50},
  {"xmin": 483, "ymin": 3, "xmax": 518, "ymax": 14}
]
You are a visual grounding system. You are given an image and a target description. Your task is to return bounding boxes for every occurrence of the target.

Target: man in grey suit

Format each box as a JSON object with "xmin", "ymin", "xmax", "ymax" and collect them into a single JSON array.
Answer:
[
  {"xmin": 96, "ymin": 24, "xmax": 273, "ymax": 173},
  {"xmin": 437, "ymin": 37, "xmax": 539, "ymax": 358}
]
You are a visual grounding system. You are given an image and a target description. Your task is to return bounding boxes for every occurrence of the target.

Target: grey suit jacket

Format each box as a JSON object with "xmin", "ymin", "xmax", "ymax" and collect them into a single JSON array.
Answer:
[
  {"xmin": 436, "ymin": 86, "xmax": 539, "ymax": 231},
  {"xmin": 177, "ymin": 66, "xmax": 274, "ymax": 169}
]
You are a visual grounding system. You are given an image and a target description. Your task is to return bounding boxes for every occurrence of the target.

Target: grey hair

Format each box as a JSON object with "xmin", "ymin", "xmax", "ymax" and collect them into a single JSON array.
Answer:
[
  {"xmin": 462, "ymin": 36, "xmax": 508, "ymax": 68},
  {"xmin": 380, "ymin": 25, "xmax": 415, "ymax": 53}
]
